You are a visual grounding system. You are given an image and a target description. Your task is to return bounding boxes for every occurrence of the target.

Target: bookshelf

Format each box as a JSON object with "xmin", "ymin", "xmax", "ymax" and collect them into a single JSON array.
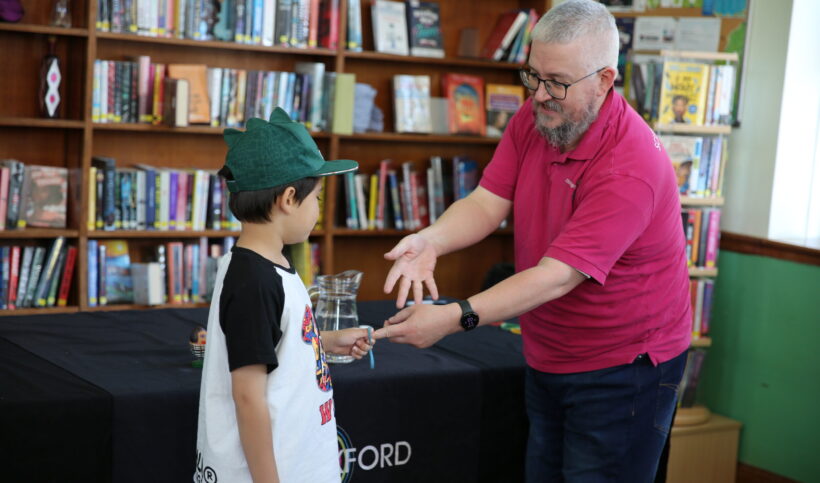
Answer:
[{"xmin": 0, "ymin": 0, "xmax": 550, "ymax": 313}]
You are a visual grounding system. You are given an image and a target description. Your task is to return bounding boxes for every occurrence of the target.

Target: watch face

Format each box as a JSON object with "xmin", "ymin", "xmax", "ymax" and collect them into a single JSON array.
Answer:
[{"xmin": 462, "ymin": 312, "xmax": 479, "ymax": 330}]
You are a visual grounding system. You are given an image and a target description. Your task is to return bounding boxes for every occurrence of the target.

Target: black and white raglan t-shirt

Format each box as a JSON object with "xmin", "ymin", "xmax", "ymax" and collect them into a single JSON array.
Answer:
[{"xmin": 195, "ymin": 246, "xmax": 338, "ymax": 483}]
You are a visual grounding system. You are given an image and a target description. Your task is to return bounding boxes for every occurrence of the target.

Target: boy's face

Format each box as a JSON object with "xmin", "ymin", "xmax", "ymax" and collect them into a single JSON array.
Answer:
[{"xmin": 283, "ymin": 181, "xmax": 323, "ymax": 244}]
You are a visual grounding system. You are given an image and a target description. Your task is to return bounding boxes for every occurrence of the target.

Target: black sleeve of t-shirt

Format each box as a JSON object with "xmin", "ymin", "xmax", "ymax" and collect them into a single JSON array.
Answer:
[{"xmin": 220, "ymin": 281, "xmax": 285, "ymax": 373}]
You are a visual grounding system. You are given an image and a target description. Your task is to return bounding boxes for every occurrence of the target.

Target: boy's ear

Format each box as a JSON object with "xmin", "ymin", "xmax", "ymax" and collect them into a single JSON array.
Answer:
[{"xmin": 277, "ymin": 186, "xmax": 298, "ymax": 213}]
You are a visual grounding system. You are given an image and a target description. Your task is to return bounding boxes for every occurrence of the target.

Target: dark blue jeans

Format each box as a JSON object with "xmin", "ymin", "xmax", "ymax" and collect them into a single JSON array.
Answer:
[{"xmin": 525, "ymin": 351, "xmax": 687, "ymax": 483}]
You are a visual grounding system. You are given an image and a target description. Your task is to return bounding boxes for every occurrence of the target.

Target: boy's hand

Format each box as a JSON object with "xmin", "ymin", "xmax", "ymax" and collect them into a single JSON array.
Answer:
[{"xmin": 323, "ymin": 327, "xmax": 374, "ymax": 359}]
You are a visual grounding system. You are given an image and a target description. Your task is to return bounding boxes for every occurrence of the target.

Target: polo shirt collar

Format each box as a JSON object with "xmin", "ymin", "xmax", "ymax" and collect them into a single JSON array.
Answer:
[{"xmin": 552, "ymin": 88, "xmax": 618, "ymax": 163}]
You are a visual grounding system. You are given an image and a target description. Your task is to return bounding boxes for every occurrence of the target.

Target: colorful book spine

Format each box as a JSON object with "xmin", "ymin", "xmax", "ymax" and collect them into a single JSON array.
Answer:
[{"xmin": 57, "ymin": 245, "xmax": 77, "ymax": 307}]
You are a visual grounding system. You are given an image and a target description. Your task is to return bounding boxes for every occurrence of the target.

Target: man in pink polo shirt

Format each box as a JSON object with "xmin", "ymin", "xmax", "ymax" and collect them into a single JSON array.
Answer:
[{"xmin": 374, "ymin": 0, "xmax": 691, "ymax": 481}]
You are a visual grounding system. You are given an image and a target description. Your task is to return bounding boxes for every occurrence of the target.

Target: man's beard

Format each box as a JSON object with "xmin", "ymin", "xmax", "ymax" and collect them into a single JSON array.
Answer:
[{"xmin": 534, "ymin": 99, "xmax": 598, "ymax": 150}]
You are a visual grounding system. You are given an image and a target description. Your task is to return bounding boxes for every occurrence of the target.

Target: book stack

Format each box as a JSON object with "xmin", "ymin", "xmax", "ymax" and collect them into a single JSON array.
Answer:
[
  {"xmin": 95, "ymin": 0, "xmax": 341, "ymax": 49},
  {"xmin": 89, "ymin": 157, "xmax": 240, "ymax": 232},
  {"xmin": 0, "ymin": 160, "xmax": 68, "ymax": 230},
  {"xmin": 689, "ymin": 279, "xmax": 714, "ymax": 340},
  {"xmin": 681, "ymin": 207, "xmax": 721, "ymax": 269},
  {"xmin": 660, "ymin": 134, "xmax": 726, "ymax": 198},
  {"xmin": 0, "ymin": 237, "xmax": 76, "ymax": 310},
  {"xmin": 86, "ymin": 237, "xmax": 234, "ymax": 307},
  {"xmin": 627, "ymin": 59, "xmax": 737, "ymax": 126},
  {"xmin": 480, "ymin": 8, "xmax": 538, "ymax": 63},
  {"xmin": 93, "ymin": 58, "xmax": 343, "ymax": 132},
  {"xmin": 339, "ymin": 155, "xmax": 479, "ymax": 232}
]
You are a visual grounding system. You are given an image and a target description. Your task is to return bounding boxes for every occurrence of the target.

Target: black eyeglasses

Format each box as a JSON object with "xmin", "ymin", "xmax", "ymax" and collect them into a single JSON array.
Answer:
[{"xmin": 519, "ymin": 67, "xmax": 605, "ymax": 100}]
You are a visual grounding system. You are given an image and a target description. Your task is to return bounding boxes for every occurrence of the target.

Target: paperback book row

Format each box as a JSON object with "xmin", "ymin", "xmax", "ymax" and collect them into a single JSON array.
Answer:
[
  {"xmin": 92, "ymin": 58, "xmax": 349, "ymax": 132},
  {"xmin": 359, "ymin": 0, "xmax": 444, "ymax": 58},
  {"xmin": 340, "ymin": 156, "xmax": 479, "ymax": 231},
  {"xmin": 96, "ymin": 0, "xmax": 341, "ymax": 49},
  {"xmin": 0, "ymin": 160, "xmax": 69, "ymax": 230},
  {"xmin": 682, "ymin": 207, "xmax": 721, "ymax": 269},
  {"xmin": 86, "ymin": 237, "xmax": 234, "ymax": 306},
  {"xmin": 660, "ymin": 134, "xmax": 726, "ymax": 198},
  {"xmin": 90, "ymin": 156, "xmax": 240, "ymax": 232},
  {"xmin": 678, "ymin": 348, "xmax": 707, "ymax": 409},
  {"xmin": 626, "ymin": 59, "xmax": 737, "ymax": 126},
  {"xmin": 0, "ymin": 237, "xmax": 76, "ymax": 310},
  {"xmin": 286, "ymin": 241, "xmax": 321, "ymax": 287},
  {"xmin": 393, "ymin": 73, "xmax": 525, "ymax": 138},
  {"xmin": 479, "ymin": 8, "xmax": 539, "ymax": 63},
  {"xmin": 689, "ymin": 278, "xmax": 714, "ymax": 340}
]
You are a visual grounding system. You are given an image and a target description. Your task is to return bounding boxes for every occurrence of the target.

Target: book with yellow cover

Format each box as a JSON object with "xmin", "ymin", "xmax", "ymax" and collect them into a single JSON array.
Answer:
[
  {"xmin": 658, "ymin": 61, "xmax": 710, "ymax": 125},
  {"xmin": 485, "ymin": 83, "xmax": 524, "ymax": 138}
]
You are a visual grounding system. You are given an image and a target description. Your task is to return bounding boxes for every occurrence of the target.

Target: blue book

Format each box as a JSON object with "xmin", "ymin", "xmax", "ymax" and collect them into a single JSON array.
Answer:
[
  {"xmin": 0, "ymin": 246, "xmax": 8, "ymax": 309},
  {"xmin": 169, "ymin": 171, "xmax": 179, "ymax": 229},
  {"xmin": 388, "ymin": 170, "xmax": 404, "ymax": 230},
  {"xmin": 88, "ymin": 239, "xmax": 99, "ymax": 306}
]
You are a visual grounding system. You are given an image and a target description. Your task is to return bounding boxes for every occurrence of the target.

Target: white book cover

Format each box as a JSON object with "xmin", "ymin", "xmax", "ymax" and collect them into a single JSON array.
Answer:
[
  {"xmin": 372, "ymin": 0, "xmax": 409, "ymax": 55},
  {"xmin": 393, "ymin": 75, "xmax": 432, "ymax": 133}
]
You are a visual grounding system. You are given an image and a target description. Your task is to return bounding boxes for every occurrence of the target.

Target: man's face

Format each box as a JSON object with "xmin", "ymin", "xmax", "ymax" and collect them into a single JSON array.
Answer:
[{"xmin": 527, "ymin": 40, "xmax": 602, "ymax": 149}]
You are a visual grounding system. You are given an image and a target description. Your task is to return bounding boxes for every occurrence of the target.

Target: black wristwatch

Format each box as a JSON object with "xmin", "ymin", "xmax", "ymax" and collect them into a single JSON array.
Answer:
[{"xmin": 457, "ymin": 299, "xmax": 480, "ymax": 331}]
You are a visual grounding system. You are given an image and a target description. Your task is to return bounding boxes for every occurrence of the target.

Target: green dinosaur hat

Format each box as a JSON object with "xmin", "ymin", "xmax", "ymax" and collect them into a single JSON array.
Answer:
[{"xmin": 223, "ymin": 107, "xmax": 358, "ymax": 193}]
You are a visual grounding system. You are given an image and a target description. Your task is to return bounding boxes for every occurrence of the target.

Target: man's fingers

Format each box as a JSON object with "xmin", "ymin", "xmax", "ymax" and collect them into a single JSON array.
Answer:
[
  {"xmin": 426, "ymin": 277, "xmax": 440, "ymax": 301},
  {"xmin": 384, "ymin": 238, "xmax": 410, "ymax": 261},
  {"xmin": 395, "ymin": 277, "xmax": 411, "ymax": 308},
  {"xmin": 412, "ymin": 280, "xmax": 424, "ymax": 306},
  {"xmin": 383, "ymin": 265, "xmax": 401, "ymax": 294}
]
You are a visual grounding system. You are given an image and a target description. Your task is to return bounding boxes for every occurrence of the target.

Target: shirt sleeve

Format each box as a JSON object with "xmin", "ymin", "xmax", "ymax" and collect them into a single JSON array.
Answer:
[
  {"xmin": 545, "ymin": 173, "xmax": 655, "ymax": 285},
  {"xmin": 220, "ymin": 282, "xmax": 284, "ymax": 373},
  {"xmin": 479, "ymin": 101, "xmax": 532, "ymax": 200}
]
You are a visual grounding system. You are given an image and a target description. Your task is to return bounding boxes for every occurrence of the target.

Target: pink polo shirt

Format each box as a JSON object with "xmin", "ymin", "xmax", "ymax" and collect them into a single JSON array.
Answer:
[{"xmin": 480, "ymin": 90, "xmax": 691, "ymax": 374}]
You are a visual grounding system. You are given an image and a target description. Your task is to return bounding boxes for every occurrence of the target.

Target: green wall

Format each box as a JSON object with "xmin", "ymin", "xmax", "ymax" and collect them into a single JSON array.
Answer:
[{"xmin": 698, "ymin": 251, "xmax": 820, "ymax": 482}]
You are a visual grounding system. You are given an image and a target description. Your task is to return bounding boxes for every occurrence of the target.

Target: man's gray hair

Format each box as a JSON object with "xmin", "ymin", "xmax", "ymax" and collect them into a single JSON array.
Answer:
[{"xmin": 531, "ymin": 0, "xmax": 619, "ymax": 71}]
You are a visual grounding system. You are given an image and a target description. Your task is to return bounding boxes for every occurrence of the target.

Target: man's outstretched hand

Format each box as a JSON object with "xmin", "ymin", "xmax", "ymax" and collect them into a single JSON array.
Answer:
[{"xmin": 383, "ymin": 234, "xmax": 440, "ymax": 308}]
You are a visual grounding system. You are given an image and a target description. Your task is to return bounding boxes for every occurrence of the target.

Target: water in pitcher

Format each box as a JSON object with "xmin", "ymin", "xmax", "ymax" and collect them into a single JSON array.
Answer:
[{"xmin": 315, "ymin": 293, "xmax": 358, "ymax": 363}]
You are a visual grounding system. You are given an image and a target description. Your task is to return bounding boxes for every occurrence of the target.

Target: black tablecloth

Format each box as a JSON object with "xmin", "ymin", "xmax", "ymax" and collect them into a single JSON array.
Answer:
[{"xmin": 0, "ymin": 302, "xmax": 527, "ymax": 483}]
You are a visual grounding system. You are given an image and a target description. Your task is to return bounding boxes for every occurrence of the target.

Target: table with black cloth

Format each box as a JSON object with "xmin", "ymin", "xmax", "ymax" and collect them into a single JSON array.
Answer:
[{"xmin": 0, "ymin": 301, "xmax": 528, "ymax": 483}]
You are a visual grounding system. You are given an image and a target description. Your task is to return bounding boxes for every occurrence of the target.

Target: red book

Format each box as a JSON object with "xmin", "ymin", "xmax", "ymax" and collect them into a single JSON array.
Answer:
[
  {"xmin": 56, "ymin": 245, "xmax": 77, "ymax": 307},
  {"xmin": 319, "ymin": 0, "xmax": 339, "ymax": 48},
  {"xmin": 0, "ymin": 166, "xmax": 9, "ymax": 230},
  {"xmin": 308, "ymin": 0, "xmax": 320, "ymax": 47},
  {"xmin": 480, "ymin": 10, "xmax": 527, "ymax": 60},
  {"xmin": 7, "ymin": 246, "xmax": 20, "ymax": 309},
  {"xmin": 442, "ymin": 73, "xmax": 486, "ymax": 136},
  {"xmin": 412, "ymin": 170, "xmax": 430, "ymax": 228}
]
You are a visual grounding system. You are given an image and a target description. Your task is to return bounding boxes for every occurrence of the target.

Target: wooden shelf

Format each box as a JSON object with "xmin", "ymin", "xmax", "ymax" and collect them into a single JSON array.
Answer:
[
  {"xmin": 681, "ymin": 196, "xmax": 724, "ymax": 206},
  {"xmin": 337, "ymin": 132, "xmax": 501, "ymax": 144},
  {"xmin": 0, "ymin": 24, "xmax": 88, "ymax": 37},
  {"xmin": 0, "ymin": 229, "xmax": 79, "ymax": 239},
  {"xmin": 691, "ymin": 336, "xmax": 712, "ymax": 348},
  {"xmin": 0, "ymin": 306, "xmax": 80, "ymax": 315},
  {"xmin": 0, "ymin": 117, "xmax": 85, "ymax": 129},
  {"xmin": 343, "ymin": 50, "xmax": 522, "ymax": 70},
  {"xmin": 96, "ymin": 32, "xmax": 337, "ymax": 56},
  {"xmin": 689, "ymin": 267, "xmax": 718, "ymax": 277},
  {"xmin": 654, "ymin": 123, "xmax": 732, "ymax": 135},
  {"xmin": 84, "ymin": 302, "xmax": 210, "ymax": 311},
  {"xmin": 92, "ymin": 122, "xmax": 332, "ymax": 138},
  {"xmin": 90, "ymin": 230, "xmax": 240, "ymax": 238}
]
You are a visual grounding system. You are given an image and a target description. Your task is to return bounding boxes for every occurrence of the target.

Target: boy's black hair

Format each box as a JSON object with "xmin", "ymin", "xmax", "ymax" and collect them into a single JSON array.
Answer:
[{"xmin": 218, "ymin": 166, "xmax": 319, "ymax": 223}]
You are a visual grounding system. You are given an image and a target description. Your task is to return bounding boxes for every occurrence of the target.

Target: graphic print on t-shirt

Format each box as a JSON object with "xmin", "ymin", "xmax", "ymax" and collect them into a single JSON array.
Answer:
[{"xmin": 302, "ymin": 304, "xmax": 333, "ymax": 392}]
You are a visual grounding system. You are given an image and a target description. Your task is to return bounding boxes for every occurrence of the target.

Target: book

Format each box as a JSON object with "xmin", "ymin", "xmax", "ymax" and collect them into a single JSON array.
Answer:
[
  {"xmin": 331, "ymin": 73, "xmax": 356, "ymax": 134},
  {"xmin": 87, "ymin": 239, "xmax": 98, "ymax": 306},
  {"xmin": 0, "ymin": 166, "xmax": 8, "ymax": 230},
  {"xmin": 20, "ymin": 165, "xmax": 68, "ymax": 228},
  {"xmin": 393, "ymin": 74, "xmax": 432, "ymax": 133},
  {"xmin": 91, "ymin": 156, "xmax": 117, "ymax": 230},
  {"xmin": 100, "ymin": 239, "xmax": 133, "ymax": 303},
  {"xmin": 131, "ymin": 262, "xmax": 165, "ymax": 305},
  {"xmin": 480, "ymin": 10, "xmax": 527, "ymax": 61},
  {"xmin": 485, "ymin": 83, "xmax": 524, "ymax": 138},
  {"xmin": 163, "ymin": 77, "xmax": 190, "ymax": 127},
  {"xmin": 660, "ymin": 135, "xmax": 702, "ymax": 196},
  {"xmin": 442, "ymin": 73, "xmax": 485, "ymax": 136},
  {"xmin": 166, "ymin": 64, "xmax": 210, "ymax": 124},
  {"xmin": 658, "ymin": 61, "xmax": 710, "ymax": 125},
  {"xmin": 1, "ymin": 159, "xmax": 25, "ymax": 229},
  {"xmin": 56, "ymin": 245, "xmax": 77, "ymax": 306},
  {"xmin": 34, "ymin": 237, "xmax": 65, "ymax": 307},
  {"xmin": 318, "ymin": 0, "xmax": 340, "ymax": 49},
  {"xmin": 7, "ymin": 246, "xmax": 20, "ymax": 309},
  {"xmin": 22, "ymin": 246, "xmax": 46, "ymax": 308},
  {"xmin": 372, "ymin": 0, "xmax": 409, "ymax": 56},
  {"xmin": 405, "ymin": 0, "xmax": 444, "ymax": 58},
  {"xmin": 346, "ymin": 0, "xmax": 363, "ymax": 51}
]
